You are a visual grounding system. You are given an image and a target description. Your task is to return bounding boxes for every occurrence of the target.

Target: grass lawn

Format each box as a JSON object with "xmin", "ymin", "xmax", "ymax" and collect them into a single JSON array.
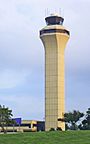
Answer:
[{"xmin": 0, "ymin": 130, "xmax": 90, "ymax": 144}]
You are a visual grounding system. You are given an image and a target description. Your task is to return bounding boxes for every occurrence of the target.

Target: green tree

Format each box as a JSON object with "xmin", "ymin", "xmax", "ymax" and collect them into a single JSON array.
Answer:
[
  {"xmin": 86, "ymin": 108, "xmax": 90, "ymax": 127},
  {"xmin": 64, "ymin": 110, "xmax": 84, "ymax": 130},
  {"xmin": 80, "ymin": 108, "xmax": 90, "ymax": 130},
  {"xmin": 0, "ymin": 105, "xmax": 13, "ymax": 133}
]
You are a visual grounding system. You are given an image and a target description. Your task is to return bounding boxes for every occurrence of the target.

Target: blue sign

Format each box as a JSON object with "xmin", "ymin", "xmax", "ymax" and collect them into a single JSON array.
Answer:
[{"xmin": 13, "ymin": 118, "xmax": 21, "ymax": 125}]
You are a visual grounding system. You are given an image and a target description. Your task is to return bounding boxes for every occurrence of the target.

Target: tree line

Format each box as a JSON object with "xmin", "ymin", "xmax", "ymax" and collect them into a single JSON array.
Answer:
[
  {"xmin": 0, "ymin": 105, "xmax": 15, "ymax": 133},
  {"xmin": 0, "ymin": 104, "xmax": 90, "ymax": 133},
  {"xmin": 59, "ymin": 108, "xmax": 90, "ymax": 130}
]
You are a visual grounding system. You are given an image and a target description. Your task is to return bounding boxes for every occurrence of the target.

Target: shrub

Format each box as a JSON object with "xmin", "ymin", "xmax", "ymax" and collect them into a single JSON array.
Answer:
[
  {"xmin": 56, "ymin": 127, "xmax": 62, "ymax": 131},
  {"xmin": 49, "ymin": 128, "xmax": 55, "ymax": 131}
]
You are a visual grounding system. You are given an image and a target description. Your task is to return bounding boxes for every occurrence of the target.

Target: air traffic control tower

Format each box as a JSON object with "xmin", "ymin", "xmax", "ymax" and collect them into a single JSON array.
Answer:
[{"xmin": 40, "ymin": 13, "xmax": 70, "ymax": 131}]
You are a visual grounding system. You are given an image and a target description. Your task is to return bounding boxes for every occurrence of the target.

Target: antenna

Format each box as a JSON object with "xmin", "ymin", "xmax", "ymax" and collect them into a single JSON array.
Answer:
[
  {"xmin": 54, "ymin": 8, "xmax": 56, "ymax": 14},
  {"xmin": 59, "ymin": 8, "xmax": 61, "ymax": 16},
  {"xmin": 45, "ymin": 9, "xmax": 46, "ymax": 17},
  {"xmin": 45, "ymin": 8, "xmax": 49, "ymax": 17},
  {"xmin": 47, "ymin": 8, "xmax": 49, "ymax": 16},
  {"xmin": 62, "ymin": 9, "xmax": 64, "ymax": 18},
  {"xmin": 45, "ymin": 8, "xmax": 64, "ymax": 17}
]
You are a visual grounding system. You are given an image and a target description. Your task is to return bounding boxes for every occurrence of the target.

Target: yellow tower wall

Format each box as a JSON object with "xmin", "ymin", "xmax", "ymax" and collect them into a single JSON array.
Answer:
[{"xmin": 40, "ymin": 33, "xmax": 69, "ymax": 131}]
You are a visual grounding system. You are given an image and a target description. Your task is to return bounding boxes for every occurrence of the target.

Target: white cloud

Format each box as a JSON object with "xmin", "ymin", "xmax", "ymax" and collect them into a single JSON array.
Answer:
[
  {"xmin": 0, "ymin": 1, "xmax": 30, "ymax": 33},
  {"xmin": 0, "ymin": 69, "xmax": 29, "ymax": 89},
  {"xmin": 0, "ymin": 94, "xmax": 44, "ymax": 120}
]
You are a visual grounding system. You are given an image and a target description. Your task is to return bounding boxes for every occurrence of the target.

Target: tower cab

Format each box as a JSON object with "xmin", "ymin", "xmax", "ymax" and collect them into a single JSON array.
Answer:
[{"xmin": 45, "ymin": 13, "xmax": 64, "ymax": 25}]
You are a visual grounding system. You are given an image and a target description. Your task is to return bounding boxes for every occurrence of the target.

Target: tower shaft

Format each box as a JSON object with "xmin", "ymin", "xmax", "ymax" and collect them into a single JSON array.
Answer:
[
  {"xmin": 40, "ymin": 14, "xmax": 70, "ymax": 131},
  {"xmin": 41, "ymin": 33, "xmax": 69, "ymax": 131}
]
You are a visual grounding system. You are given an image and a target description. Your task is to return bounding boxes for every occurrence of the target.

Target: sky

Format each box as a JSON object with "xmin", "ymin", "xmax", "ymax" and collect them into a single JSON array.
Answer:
[{"xmin": 0, "ymin": 0, "xmax": 90, "ymax": 120}]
